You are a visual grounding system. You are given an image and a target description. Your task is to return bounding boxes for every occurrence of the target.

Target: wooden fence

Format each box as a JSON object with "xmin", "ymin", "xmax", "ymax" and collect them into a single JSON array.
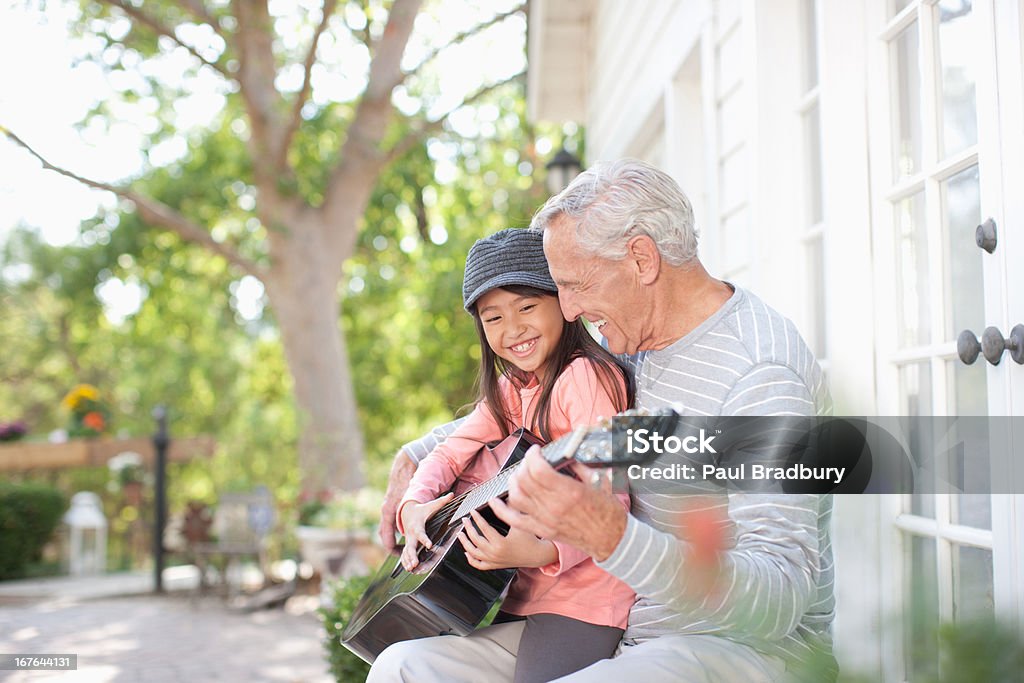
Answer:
[{"xmin": 0, "ymin": 436, "xmax": 215, "ymax": 472}]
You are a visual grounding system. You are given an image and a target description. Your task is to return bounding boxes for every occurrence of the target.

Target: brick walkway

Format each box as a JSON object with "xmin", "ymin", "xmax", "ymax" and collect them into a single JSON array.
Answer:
[{"xmin": 0, "ymin": 583, "xmax": 334, "ymax": 682}]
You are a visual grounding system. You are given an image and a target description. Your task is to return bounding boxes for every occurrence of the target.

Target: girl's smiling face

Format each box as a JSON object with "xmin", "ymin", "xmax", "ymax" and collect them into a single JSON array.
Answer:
[{"xmin": 475, "ymin": 288, "xmax": 565, "ymax": 383}]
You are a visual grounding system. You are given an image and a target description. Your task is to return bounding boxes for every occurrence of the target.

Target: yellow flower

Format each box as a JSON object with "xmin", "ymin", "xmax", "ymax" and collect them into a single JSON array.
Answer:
[{"xmin": 62, "ymin": 384, "xmax": 101, "ymax": 411}]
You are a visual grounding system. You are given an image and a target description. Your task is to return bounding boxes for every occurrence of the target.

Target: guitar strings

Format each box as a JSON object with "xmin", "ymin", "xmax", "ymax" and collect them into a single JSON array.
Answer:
[{"xmin": 420, "ymin": 437, "xmax": 573, "ymax": 539}]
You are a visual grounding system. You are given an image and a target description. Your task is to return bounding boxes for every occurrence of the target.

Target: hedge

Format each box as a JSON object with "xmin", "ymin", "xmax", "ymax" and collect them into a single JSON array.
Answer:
[{"xmin": 0, "ymin": 482, "xmax": 67, "ymax": 580}]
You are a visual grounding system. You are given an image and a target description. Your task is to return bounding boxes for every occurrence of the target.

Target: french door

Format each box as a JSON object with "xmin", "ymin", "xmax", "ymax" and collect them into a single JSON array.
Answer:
[{"xmin": 867, "ymin": 0, "xmax": 1024, "ymax": 680}]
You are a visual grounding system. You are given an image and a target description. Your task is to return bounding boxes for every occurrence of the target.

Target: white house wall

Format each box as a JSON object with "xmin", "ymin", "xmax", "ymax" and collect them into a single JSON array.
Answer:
[{"xmin": 587, "ymin": 1, "xmax": 708, "ymax": 163}]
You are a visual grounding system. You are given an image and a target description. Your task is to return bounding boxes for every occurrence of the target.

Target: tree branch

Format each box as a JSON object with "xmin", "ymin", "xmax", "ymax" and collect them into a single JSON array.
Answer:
[
  {"xmin": 279, "ymin": 0, "xmax": 339, "ymax": 171},
  {"xmin": 322, "ymin": 0, "xmax": 421, "ymax": 216},
  {"xmin": 382, "ymin": 70, "xmax": 525, "ymax": 166},
  {"xmin": 232, "ymin": 0, "xmax": 288, "ymax": 183},
  {"xmin": 402, "ymin": 4, "xmax": 525, "ymax": 82},
  {"xmin": 58, "ymin": 312, "xmax": 84, "ymax": 377},
  {"xmin": 2, "ymin": 129, "xmax": 263, "ymax": 277},
  {"xmin": 98, "ymin": 0, "xmax": 231, "ymax": 79}
]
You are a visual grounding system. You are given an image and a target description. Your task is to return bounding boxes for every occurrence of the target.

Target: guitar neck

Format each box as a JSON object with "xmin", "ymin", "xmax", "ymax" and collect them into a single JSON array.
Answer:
[{"xmin": 448, "ymin": 428, "xmax": 587, "ymax": 522}]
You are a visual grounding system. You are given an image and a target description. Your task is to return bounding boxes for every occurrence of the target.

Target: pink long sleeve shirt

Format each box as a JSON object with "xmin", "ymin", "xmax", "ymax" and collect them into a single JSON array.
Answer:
[{"xmin": 397, "ymin": 358, "xmax": 636, "ymax": 629}]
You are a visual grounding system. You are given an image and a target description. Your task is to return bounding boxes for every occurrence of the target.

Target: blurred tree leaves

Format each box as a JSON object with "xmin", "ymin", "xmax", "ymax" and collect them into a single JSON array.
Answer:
[{"xmin": 0, "ymin": 81, "xmax": 572, "ymax": 509}]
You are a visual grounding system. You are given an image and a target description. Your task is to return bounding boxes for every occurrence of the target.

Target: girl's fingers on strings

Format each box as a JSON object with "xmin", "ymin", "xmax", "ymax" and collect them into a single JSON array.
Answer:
[
  {"xmin": 463, "ymin": 550, "xmax": 491, "ymax": 571},
  {"xmin": 427, "ymin": 492, "xmax": 453, "ymax": 512},
  {"xmin": 462, "ymin": 519, "xmax": 486, "ymax": 548},
  {"xmin": 468, "ymin": 510, "xmax": 500, "ymax": 543},
  {"xmin": 459, "ymin": 532, "xmax": 486, "ymax": 564},
  {"xmin": 490, "ymin": 497, "xmax": 555, "ymax": 540}
]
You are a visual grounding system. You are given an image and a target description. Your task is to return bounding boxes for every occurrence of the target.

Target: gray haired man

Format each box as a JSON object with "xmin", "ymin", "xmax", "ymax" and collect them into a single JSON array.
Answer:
[{"xmin": 374, "ymin": 159, "xmax": 836, "ymax": 682}]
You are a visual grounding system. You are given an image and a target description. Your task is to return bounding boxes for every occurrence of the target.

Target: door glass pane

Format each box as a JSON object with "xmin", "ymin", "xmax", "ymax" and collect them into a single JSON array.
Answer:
[
  {"xmin": 893, "ymin": 23, "xmax": 923, "ymax": 180},
  {"xmin": 953, "ymin": 544, "xmax": 994, "ymax": 621},
  {"xmin": 943, "ymin": 165, "xmax": 983, "ymax": 340},
  {"xmin": 893, "ymin": 0, "xmax": 915, "ymax": 17},
  {"xmin": 910, "ymin": 491, "xmax": 937, "ymax": 518},
  {"xmin": 901, "ymin": 362, "xmax": 936, "ymax": 517},
  {"xmin": 896, "ymin": 192, "xmax": 930, "ymax": 347},
  {"xmin": 954, "ymin": 494, "xmax": 992, "ymax": 529},
  {"xmin": 938, "ymin": 0, "xmax": 978, "ymax": 157},
  {"xmin": 906, "ymin": 534, "xmax": 939, "ymax": 681},
  {"xmin": 947, "ymin": 359, "xmax": 987, "ymax": 416},
  {"xmin": 900, "ymin": 362, "xmax": 933, "ymax": 417},
  {"xmin": 947, "ymin": 357, "xmax": 990, "ymax": 527}
]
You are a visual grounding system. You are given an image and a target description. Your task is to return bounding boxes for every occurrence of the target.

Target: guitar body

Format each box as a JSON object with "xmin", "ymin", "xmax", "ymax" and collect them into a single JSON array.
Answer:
[{"xmin": 341, "ymin": 428, "xmax": 542, "ymax": 663}]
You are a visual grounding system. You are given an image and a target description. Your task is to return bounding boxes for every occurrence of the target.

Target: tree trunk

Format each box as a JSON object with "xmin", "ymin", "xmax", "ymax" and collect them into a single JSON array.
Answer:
[{"xmin": 265, "ymin": 220, "xmax": 364, "ymax": 494}]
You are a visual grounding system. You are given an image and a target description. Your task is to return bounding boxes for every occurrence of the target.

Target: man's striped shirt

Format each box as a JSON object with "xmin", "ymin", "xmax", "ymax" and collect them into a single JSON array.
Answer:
[{"xmin": 403, "ymin": 286, "xmax": 836, "ymax": 677}]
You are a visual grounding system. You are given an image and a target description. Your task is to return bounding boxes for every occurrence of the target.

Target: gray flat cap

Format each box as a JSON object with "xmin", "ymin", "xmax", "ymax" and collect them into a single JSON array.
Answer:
[{"xmin": 463, "ymin": 228, "xmax": 557, "ymax": 311}]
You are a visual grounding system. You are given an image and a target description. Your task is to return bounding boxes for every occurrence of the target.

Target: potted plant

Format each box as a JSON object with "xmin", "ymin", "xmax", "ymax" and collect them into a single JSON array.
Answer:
[
  {"xmin": 0, "ymin": 420, "xmax": 28, "ymax": 443},
  {"xmin": 108, "ymin": 451, "xmax": 146, "ymax": 507},
  {"xmin": 61, "ymin": 384, "xmax": 109, "ymax": 438}
]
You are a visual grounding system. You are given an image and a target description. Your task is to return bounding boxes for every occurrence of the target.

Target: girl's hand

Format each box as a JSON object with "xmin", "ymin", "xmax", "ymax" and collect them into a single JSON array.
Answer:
[
  {"xmin": 458, "ymin": 507, "xmax": 557, "ymax": 571},
  {"xmin": 400, "ymin": 493, "xmax": 453, "ymax": 572}
]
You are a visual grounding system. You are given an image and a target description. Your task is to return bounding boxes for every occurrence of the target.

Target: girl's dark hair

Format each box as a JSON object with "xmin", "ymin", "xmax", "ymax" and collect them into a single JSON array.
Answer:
[{"xmin": 471, "ymin": 284, "xmax": 634, "ymax": 442}]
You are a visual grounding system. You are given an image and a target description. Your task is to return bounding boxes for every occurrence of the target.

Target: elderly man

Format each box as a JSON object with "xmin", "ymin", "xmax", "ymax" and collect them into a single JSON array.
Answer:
[{"xmin": 373, "ymin": 159, "xmax": 836, "ymax": 682}]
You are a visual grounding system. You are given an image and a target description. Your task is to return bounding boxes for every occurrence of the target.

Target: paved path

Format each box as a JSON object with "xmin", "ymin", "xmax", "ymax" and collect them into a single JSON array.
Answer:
[{"xmin": 0, "ymin": 583, "xmax": 334, "ymax": 682}]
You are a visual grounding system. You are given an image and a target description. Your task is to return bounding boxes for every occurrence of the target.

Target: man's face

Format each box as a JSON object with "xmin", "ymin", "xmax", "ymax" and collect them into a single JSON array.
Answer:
[{"xmin": 542, "ymin": 216, "xmax": 641, "ymax": 355}]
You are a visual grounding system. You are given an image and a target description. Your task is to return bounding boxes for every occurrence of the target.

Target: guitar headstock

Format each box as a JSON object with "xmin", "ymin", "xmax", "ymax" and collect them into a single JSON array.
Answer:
[{"xmin": 543, "ymin": 407, "xmax": 681, "ymax": 468}]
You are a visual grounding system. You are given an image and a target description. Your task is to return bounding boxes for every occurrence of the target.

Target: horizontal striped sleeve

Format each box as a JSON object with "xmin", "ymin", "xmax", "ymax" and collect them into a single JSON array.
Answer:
[
  {"xmin": 598, "ymin": 494, "xmax": 823, "ymax": 642},
  {"xmin": 722, "ymin": 363, "xmax": 816, "ymax": 417},
  {"xmin": 401, "ymin": 417, "xmax": 466, "ymax": 465}
]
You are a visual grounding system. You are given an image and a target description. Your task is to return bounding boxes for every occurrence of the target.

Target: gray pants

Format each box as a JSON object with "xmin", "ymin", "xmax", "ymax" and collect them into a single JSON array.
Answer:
[{"xmin": 366, "ymin": 620, "xmax": 788, "ymax": 683}]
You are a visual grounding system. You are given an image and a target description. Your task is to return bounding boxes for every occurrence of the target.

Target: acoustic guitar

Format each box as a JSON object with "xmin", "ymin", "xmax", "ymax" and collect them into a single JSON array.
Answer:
[{"xmin": 341, "ymin": 408, "xmax": 679, "ymax": 663}]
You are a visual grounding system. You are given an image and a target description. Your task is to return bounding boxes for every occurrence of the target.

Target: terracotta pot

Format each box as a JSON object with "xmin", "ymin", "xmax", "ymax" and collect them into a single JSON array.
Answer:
[{"xmin": 122, "ymin": 480, "xmax": 144, "ymax": 507}]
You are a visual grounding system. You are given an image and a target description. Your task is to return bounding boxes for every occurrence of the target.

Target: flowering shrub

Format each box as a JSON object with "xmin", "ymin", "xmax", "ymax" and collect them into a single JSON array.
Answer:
[
  {"xmin": 0, "ymin": 420, "xmax": 28, "ymax": 442},
  {"xmin": 61, "ymin": 384, "xmax": 109, "ymax": 438}
]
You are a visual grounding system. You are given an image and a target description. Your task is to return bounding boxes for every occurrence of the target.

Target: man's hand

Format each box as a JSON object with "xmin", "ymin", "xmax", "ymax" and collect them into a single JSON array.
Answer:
[
  {"xmin": 457, "ymin": 508, "xmax": 557, "ymax": 571},
  {"xmin": 490, "ymin": 445, "xmax": 628, "ymax": 561},
  {"xmin": 379, "ymin": 449, "xmax": 417, "ymax": 554}
]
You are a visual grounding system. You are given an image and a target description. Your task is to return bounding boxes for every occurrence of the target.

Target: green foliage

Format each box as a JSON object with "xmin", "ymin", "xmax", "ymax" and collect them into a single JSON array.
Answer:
[
  {"xmin": 929, "ymin": 618, "xmax": 1024, "ymax": 683},
  {"xmin": 0, "ymin": 481, "xmax": 68, "ymax": 580},
  {"xmin": 1, "ymin": 1, "xmax": 576, "ymax": 575},
  {"xmin": 319, "ymin": 574, "xmax": 373, "ymax": 683}
]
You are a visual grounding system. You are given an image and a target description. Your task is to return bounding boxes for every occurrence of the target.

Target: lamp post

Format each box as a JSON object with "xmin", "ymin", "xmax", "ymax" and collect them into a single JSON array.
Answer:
[
  {"xmin": 152, "ymin": 405, "xmax": 168, "ymax": 593},
  {"xmin": 545, "ymin": 147, "xmax": 582, "ymax": 195}
]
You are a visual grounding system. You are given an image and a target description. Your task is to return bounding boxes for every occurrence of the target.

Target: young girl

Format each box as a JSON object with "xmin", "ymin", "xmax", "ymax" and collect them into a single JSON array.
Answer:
[{"xmin": 396, "ymin": 227, "xmax": 636, "ymax": 683}]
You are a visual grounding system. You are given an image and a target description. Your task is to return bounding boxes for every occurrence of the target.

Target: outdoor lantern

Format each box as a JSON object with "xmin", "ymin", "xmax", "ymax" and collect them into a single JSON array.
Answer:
[
  {"xmin": 64, "ymin": 491, "xmax": 107, "ymax": 576},
  {"xmin": 545, "ymin": 147, "xmax": 582, "ymax": 195}
]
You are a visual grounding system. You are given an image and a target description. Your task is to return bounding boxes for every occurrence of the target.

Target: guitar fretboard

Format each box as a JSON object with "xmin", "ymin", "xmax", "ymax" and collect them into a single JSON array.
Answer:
[{"xmin": 446, "ymin": 427, "xmax": 587, "ymax": 526}]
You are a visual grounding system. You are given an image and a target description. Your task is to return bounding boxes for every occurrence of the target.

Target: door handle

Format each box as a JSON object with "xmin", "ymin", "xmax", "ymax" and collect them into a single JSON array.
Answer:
[
  {"xmin": 975, "ymin": 217, "xmax": 997, "ymax": 253},
  {"xmin": 957, "ymin": 325, "xmax": 1024, "ymax": 365}
]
